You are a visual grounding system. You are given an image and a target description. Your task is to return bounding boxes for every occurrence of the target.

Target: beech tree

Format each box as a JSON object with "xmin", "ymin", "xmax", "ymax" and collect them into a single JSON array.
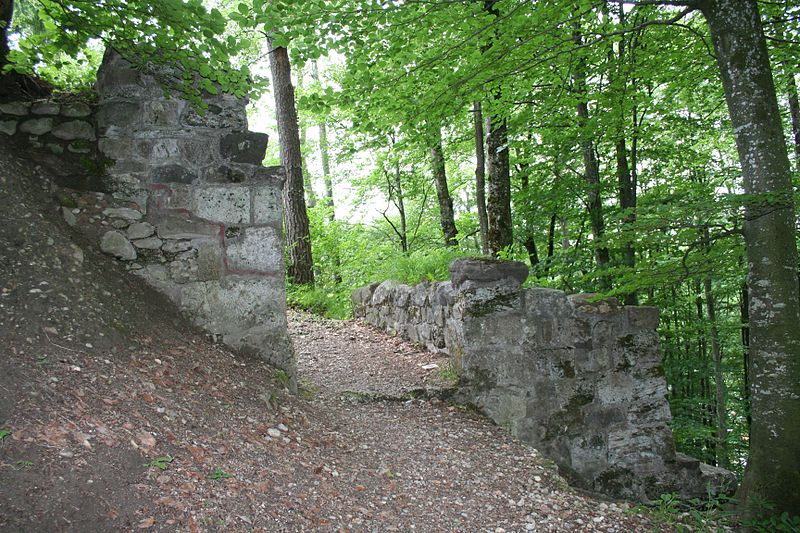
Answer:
[{"xmin": 700, "ymin": 0, "xmax": 800, "ymax": 514}]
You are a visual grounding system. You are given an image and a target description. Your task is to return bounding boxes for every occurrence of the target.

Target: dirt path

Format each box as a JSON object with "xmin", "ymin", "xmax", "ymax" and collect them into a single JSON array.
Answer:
[{"xmin": 286, "ymin": 311, "xmax": 662, "ymax": 533}]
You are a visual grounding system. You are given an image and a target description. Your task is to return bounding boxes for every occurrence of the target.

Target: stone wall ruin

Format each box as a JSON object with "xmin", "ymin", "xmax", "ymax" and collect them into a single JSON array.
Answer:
[
  {"xmin": 352, "ymin": 258, "xmax": 735, "ymax": 501},
  {"xmin": 1, "ymin": 49, "xmax": 295, "ymax": 385}
]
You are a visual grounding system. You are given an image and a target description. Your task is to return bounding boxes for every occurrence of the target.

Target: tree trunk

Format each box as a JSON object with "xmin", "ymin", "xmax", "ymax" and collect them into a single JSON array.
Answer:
[
  {"xmin": 704, "ymin": 274, "xmax": 729, "ymax": 469},
  {"xmin": 485, "ymin": 114, "xmax": 512, "ymax": 255},
  {"xmin": 0, "ymin": 0, "xmax": 12, "ymax": 68},
  {"xmin": 702, "ymin": 0, "xmax": 800, "ymax": 514},
  {"xmin": 785, "ymin": 67, "xmax": 800, "ymax": 172},
  {"xmin": 616, "ymin": 137, "xmax": 637, "ymax": 304},
  {"xmin": 268, "ymin": 39, "xmax": 314, "ymax": 286},
  {"xmin": 573, "ymin": 30, "xmax": 611, "ymax": 290},
  {"xmin": 429, "ymin": 127, "xmax": 458, "ymax": 247},
  {"xmin": 482, "ymin": 0, "xmax": 513, "ymax": 257},
  {"xmin": 473, "ymin": 101, "xmax": 489, "ymax": 255},
  {"xmin": 311, "ymin": 61, "xmax": 334, "ymax": 218},
  {"xmin": 295, "ymin": 69, "xmax": 317, "ymax": 210}
]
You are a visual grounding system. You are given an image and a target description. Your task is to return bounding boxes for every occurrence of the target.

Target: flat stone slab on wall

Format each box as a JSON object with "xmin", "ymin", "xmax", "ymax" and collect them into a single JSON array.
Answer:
[{"xmin": 352, "ymin": 258, "xmax": 736, "ymax": 501}]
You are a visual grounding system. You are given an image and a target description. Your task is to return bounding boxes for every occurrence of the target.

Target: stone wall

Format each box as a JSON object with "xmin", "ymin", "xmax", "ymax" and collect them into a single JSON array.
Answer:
[
  {"xmin": 1, "ymin": 50, "xmax": 294, "ymax": 387},
  {"xmin": 92, "ymin": 50, "xmax": 293, "ymax": 385},
  {"xmin": 352, "ymin": 258, "xmax": 735, "ymax": 501},
  {"xmin": 0, "ymin": 98, "xmax": 104, "ymax": 190}
]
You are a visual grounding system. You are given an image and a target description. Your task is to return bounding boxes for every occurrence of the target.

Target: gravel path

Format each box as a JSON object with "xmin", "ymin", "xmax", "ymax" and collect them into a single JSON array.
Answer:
[{"xmin": 288, "ymin": 311, "xmax": 665, "ymax": 532}]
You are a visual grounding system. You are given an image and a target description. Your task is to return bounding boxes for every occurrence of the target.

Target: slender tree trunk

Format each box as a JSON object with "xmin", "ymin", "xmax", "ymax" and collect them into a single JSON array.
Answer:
[
  {"xmin": 704, "ymin": 273, "xmax": 729, "ymax": 469},
  {"xmin": 268, "ymin": 38, "xmax": 314, "ymax": 286},
  {"xmin": 429, "ymin": 127, "xmax": 458, "ymax": 247},
  {"xmin": 473, "ymin": 102, "xmax": 489, "ymax": 255},
  {"xmin": 616, "ymin": 137, "xmax": 637, "ymax": 304},
  {"xmin": 740, "ymin": 278, "xmax": 751, "ymax": 436},
  {"xmin": 573, "ymin": 30, "xmax": 611, "ymax": 290},
  {"xmin": 295, "ymin": 69, "xmax": 317, "ymax": 210},
  {"xmin": 702, "ymin": 0, "xmax": 800, "ymax": 514},
  {"xmin": 785, "ymin": 67, "xmax": 800, "ymax": 172},
  {"xmin": 545, "ymin": 212, "xmax": 557, "ymax": 276},
  {"xmin": 391, "ymin": 161, "xmax": 408, "ymax": 254},
  {"xmin": 311, "ymin": 61, "xmax": 334, "ymax": 217}
]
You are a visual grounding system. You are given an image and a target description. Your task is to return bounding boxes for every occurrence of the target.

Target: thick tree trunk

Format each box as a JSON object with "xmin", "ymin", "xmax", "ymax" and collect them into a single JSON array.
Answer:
[
  {"xmin": 0, "ymin": 0, "xmax": 12, "ymax": 68},
  {"xmin": 482, "ymin": 0, "xmax": 513, "ymax": 257},
  {"xmin": 429, "ymin": 127, "xmax": 458, "ymax": 247},
  {"xmin": 702, "ymin": 0, "xmax": 800, "ymax": 514},
  {"xmin": 473, "ymin": 102, "xmax": 489, "ymax": 255},
  {"xmin": 485, "ymin": 114, "xmax": 512, "ymax": 255},
  {"xmin": 268, "ymin": 39, "xmax": 314, "ymax": 286}
]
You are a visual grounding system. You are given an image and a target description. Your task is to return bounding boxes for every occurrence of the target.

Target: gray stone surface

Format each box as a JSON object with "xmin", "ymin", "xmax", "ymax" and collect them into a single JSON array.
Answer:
[
  {"xmin": 220, "ymin": 132, "xmax": 269, "ymax": 164},
  {"xmin": 19, "ymin": 118, "xmax": 54, "ymax": 135},
  {"xmin": 52, "ymin": 120, "xmax": 96, "ymax": 141},
  {"xmin": 225, "ymin": 226, "xmax": 282, "ymax": 273},
  {"xmin": 193, "ymin": 186, "xmax": 250, "ymax": 224},
  {"xmin": 127, "ymin": 222, "xmax": 156, "ymax": 239},
  {"xmin": 0, "ymin": 101, "xmax": 30, "ymax": 116},
  {"xmin": 151, "ymin": 164, "xmax": 197, "ymax": 184},
  {"xmin": 100, "ymin": 230, "xmax": 137, "ymax": 260},
  {"xmin": 352, "ymin": 259, "xmax": 736, "ymax": 501},
  {"xmin": 0, "ymin": 120, "xmax": 17, "ymax": 135},
  {"xmin": 60, "ymin": 102, "xmax": 92, "ymax": 118},
  {"xmin": 132, "ymin": 237, "xmax": 163, "ymax": 249},
  {"xmin": 253, "ymin": 185, "xmax": 282, "ymax": 224},
  {"xmin": 31, "ymin": 101, "xmax": 60, "ymax": 115},
  {"xmin": 103, "ymin": 207, "xmax": 143, "ymax": 222}
]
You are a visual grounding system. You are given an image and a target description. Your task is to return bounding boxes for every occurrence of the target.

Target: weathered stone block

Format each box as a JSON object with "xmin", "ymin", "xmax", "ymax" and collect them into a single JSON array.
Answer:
[
  {"xmin": 151, "ymin": 164, "xmax": 197, "ymax": 184},
  {"xmin": 52, "ymin": 120, "xmax": 96, "ymax": 141},
  {"xmin": 0, "ymin": 101, "xmax": 31, "ymax": 115},
  {"xmin": 19, "ymin": 118, "xmax": 54, "ymax": 135},
  {"xmin": 132, "ymin": 236, "xmax": 163, "ymax": 249},
  {"xmin": 61, "ymin": 102, "xmax": 92, "ymax": 118},
  {"xmin": 31, "ymin": 101, "xmax": 60, "ymax": 115},
  {"xmin": 155, "ymin": 212, "xmax": 221, "ymax": 240},
  {"xmin": 96, "ymin": 101, "xmax": 141, "ymax": 131},
  {"xmin": 126, "ymin": 222, "xmax": 156, "ymax": 240},
  {"xmin": 193, "ymin": 186, "xmax": 250, "ymax": 224},
  {"xmin": 100, "ymin": 230, "xmax": 137, "ymax": 260},
  {"xmin": 253, "ymin": 185, "xmax": 281, "ymax": 224},
  {"xmin": 225, "ymin": 226, "xmax": 282, "ymax": 273},
  {"xmin": 142, "ymin": 99, "xmax": 182, "ymax": 126},
  {"xmin": 220, "ymin": 131, "xmax": 269, "ymax": 164},
  {"xmin": 449, "ymin": 257, "xmax": 529, "ymax": 290},
  {"xmin": 103, "ymin": 207, "xmax": 143, "ymax": 222},
  {"xmin": 0, "ymin": 120, "xmax": 16, "ymax": 135}
]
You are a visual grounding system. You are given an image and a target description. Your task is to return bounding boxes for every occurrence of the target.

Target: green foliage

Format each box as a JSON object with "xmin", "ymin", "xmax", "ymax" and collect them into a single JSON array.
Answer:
[
  {"xmin": 5, "ymin": 0, "xmax": 264, "ymax": 102},
  {"xmin": 635, "ymin": 493, "xmax": 800, "ymax": 533},
  {"xmin": 0, "ymin": 428, "xmax": 11, "ymax": 441},
  {"xmin": 274, "ymin": 369, "xmax": 291, "ymax": 389},
  {"xmin": 287, "ymin": 284, "xmax": 351, "ymax": 320},
  {"xmin": 144, "ymin": 455, "xmax": 174, "ymax": 471},
  {"xmin": 209, "ymin": 466, "xmax": 233, "ymax": 481}
]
